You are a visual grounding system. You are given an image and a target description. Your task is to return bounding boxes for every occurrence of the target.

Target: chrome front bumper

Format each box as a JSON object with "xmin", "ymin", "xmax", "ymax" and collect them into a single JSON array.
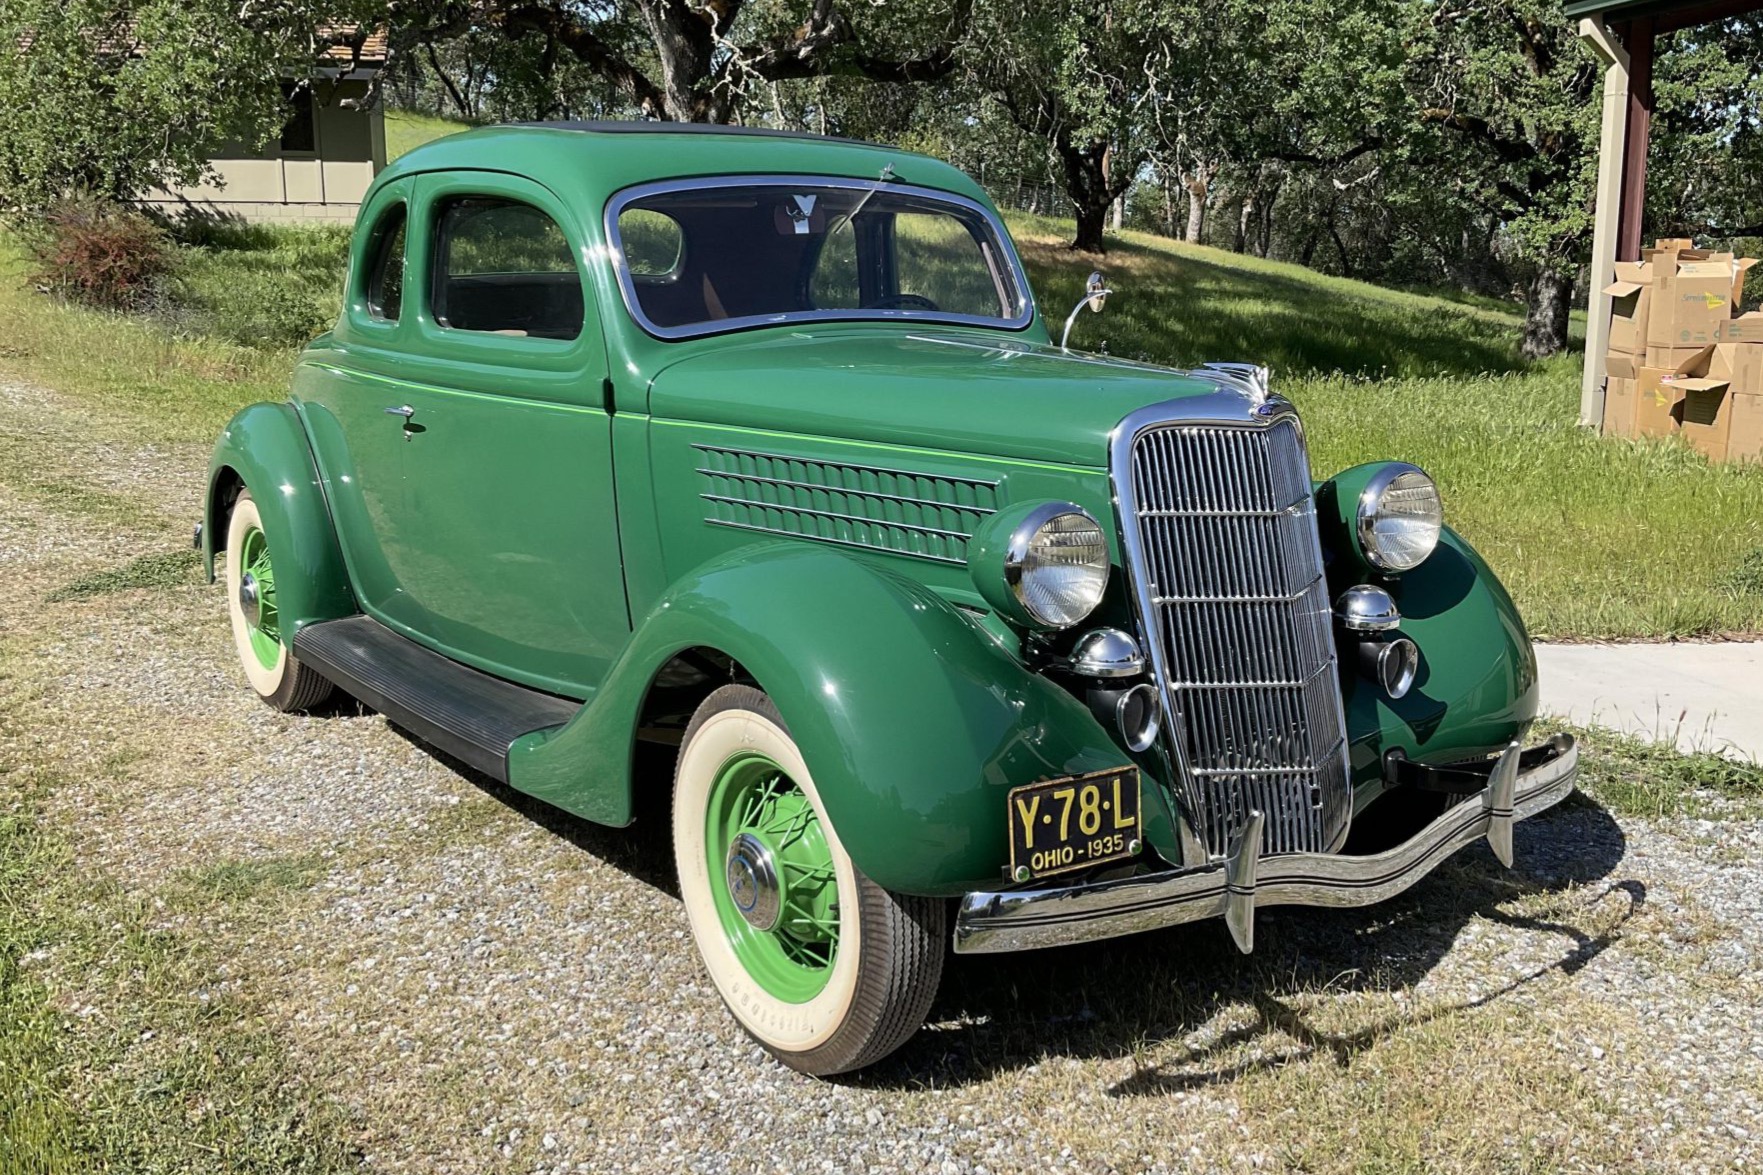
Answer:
[{"xmin": 953, "ymin": 734, "xmax": 1579, "ymax": 955}]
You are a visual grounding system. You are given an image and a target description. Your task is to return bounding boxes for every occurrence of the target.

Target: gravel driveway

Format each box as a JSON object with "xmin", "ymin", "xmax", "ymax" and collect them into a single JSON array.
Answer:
[{"xmin": 4, "ymin": 373, "xmax": 1761, "ymax": 1174}]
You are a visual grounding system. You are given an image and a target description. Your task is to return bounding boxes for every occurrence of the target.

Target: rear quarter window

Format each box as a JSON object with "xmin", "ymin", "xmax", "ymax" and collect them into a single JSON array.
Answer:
[{"xmin": 432, "ymin": 198, "xmax": 584, "ymax": 340}]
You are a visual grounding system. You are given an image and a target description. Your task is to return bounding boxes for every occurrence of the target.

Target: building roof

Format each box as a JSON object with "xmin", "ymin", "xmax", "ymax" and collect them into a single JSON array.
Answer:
[
  {"xmin": 1562, "ymin": 0, "xmax": 1763, "ymax": 26},
  {"xmin": 319, "ymin": 25, "xmax": 388, "ymax": 68}
]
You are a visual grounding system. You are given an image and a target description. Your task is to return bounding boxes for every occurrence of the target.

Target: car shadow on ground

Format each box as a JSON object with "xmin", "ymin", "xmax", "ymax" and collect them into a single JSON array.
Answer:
[
  {"xmin": 376, "ymin": 716, "xmax": 1633, "ymax": 1093},
  {"xmin": 856, "ymin": 794, "xmax": 1635, "ymax": 1091},
  {"xmin": 379, "ymin": 719, "xmax": 684, "ymax": 897}
]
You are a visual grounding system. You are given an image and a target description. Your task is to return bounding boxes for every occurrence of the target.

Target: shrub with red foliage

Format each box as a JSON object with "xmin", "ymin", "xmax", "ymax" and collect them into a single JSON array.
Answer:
[{"xmin": 24, "ymin": 197, "xmax": 171, "ymax": 312}]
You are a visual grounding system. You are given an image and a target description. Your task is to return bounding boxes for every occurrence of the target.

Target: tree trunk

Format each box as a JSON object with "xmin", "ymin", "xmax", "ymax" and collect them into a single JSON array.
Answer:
[
  {"xmin": 1522, "ymin": 268, "xmax": 1572, "ymax": 359},
  {"xmin": 1057, "ymin": 135, "xmax": 1115, "ymax": 254},
  {"xmin": 1072, "ymin": 200, "xmax": 1110, "ymax": 253},
  {"xmin": 1235, "ymin": 198, "xmax": 1252, "ymax": 253},
  {"xmin": 1254, "ymin": 175, "xmax": 1281, "ymax": 258},
  {"xmin": 1299, "ymin": 231, "xmax": 1319, "ymax": 267},
  {"xmin": 1330, "ymin": 223, "xmax": 1353, "ymax": 276},
  {"xmin": 1181, "ymin": 163, "xmax": 1211, "ymax": 244}
]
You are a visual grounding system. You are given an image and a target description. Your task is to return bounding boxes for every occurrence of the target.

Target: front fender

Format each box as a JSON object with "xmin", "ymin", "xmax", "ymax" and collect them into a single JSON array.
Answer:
[
  {"xmin": 506, "ymin": 544, "xmax": 1135, "ymax": 896},
  {"xmin": 203, "ymin": 402, "xmax": 355, "ymax": 635},
  {"xmin": 1341, "ymin": 524, "xmax": 1539, "ymax": 791}
]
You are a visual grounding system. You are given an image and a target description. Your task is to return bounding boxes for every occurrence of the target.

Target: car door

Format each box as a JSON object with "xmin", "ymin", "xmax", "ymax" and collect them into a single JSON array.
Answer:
[
  {"xmin": 295, "ymin": 179, "xmax": 416, "ymax": 626},
  {"xmin": 309, "ymin": 170, "xmax": 628, "ymax": 699}
]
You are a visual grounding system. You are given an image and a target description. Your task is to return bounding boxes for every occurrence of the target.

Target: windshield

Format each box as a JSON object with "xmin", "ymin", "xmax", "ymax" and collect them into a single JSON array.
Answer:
[{"xmin": 607, "ymin": 178, "xmax": 1033, "ymax": 339}]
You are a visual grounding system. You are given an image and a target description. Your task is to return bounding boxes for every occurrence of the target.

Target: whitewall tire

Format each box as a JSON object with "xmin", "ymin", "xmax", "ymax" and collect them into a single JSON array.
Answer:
[
  {"xmin": 672, "ymin": 684, "xmax": 944, "ymax": 1075},
  {"xmin": 224, "ymin": 490, "xmax": 333, "ymax": 712}
]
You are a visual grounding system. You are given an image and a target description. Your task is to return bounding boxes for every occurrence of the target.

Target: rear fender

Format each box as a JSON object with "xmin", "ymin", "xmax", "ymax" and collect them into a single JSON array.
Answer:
[
  {"xmin": 506, "ymin": 544, "xmax": 1138, "ymax": 896},
  {"xmin": 203, "ymin": 402, "xmax": 355, "ymax": 634}
]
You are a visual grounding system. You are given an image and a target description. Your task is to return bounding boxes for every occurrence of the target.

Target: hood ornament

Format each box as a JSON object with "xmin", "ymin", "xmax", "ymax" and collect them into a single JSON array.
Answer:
[{"xmin": 1198, "ymin": 362, "xmax": 1273, "ymax": 409}]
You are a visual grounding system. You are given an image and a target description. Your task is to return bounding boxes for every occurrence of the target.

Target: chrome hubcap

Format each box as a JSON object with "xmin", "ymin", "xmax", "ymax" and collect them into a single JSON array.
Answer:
[
  {"xmin": 725, "ymin": 832, "xmax": 783, "ymax": 931},
  {"xmin": 237, "ymin": 572, "xmax": 262, "ymax": 628}
]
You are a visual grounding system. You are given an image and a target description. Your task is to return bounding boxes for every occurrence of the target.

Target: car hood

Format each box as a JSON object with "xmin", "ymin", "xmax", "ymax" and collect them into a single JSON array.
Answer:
[{"xmin": 644, "ymin": 328, "xmax": 1245, "ymax": 467}]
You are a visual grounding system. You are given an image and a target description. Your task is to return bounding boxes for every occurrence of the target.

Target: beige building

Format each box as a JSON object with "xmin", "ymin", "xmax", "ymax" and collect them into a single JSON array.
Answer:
[{"xmin": 139, "ymin": 33, "xmax": 388, "ymax": 225}]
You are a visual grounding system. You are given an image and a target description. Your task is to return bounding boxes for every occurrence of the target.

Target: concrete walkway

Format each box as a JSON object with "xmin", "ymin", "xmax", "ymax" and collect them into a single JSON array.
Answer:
[{"xmin": 1535, "ymin": 641, "xmax": 1763, "ymax": 762}]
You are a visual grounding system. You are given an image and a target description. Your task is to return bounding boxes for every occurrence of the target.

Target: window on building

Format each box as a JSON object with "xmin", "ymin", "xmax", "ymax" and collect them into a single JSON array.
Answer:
[{"xmin": 279, "ymin": 84, "xmax": 316, "ymax": 154}]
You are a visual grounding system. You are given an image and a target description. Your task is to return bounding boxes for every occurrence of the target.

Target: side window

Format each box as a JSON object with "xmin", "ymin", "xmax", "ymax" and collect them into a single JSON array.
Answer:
[
  {"xmin": 364, "ymin": 205, "xmax": 406, "ymax": 322},
  {"xmin": 431, "ymin": 197, "xmax": 583, "ymax": 340}
]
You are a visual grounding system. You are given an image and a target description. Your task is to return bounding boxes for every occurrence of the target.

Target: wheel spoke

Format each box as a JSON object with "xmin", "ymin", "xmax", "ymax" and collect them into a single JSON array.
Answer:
[
  {"xmin": 709, "ymin": 753, "xmax": 841, "ymax": 1002},
  {"xmin": 237, "ymin": 525, "xmax": 285, "ymax": 668}
]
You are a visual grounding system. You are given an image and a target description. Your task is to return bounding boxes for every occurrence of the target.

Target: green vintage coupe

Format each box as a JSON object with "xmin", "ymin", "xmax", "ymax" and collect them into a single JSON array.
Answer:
[{"xmin": 202, "ymin": 122, "xmax": 1578, "ymax": 1075}]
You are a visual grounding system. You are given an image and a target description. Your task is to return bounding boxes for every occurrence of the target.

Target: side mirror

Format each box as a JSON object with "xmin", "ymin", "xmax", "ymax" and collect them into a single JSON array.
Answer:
[
  {"xmin": 1061, "ymin": 271, "xmax": 1113, "ymax": 351},
  {"xmin": 1084, "ymin": 270, "xmax": 1108, "ymax": 313}
]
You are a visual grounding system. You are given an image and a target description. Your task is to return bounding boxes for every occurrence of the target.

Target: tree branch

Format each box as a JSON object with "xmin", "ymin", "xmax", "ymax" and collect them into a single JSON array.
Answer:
[
  {"xmin": 1670, "ymin": 221, "xmax": 1763, "ymax": 239},
  {"xmin": 1419, "ymin": 108, "xmax": 1538, "ymax": 166},
  {"xmin": 423, "ymin": 41, "xmax": 474, "ymax": 120},
  {"xmin": 733, "ymin": 0, "xmax": 971, "ymax": 85},
  {"xmin": 500, "ymin": 4, "xmax": 667, "ymax": 117},
  {"xmin": 1270, "ymin": 137, "xmax": 1383, "ymax": 167}
]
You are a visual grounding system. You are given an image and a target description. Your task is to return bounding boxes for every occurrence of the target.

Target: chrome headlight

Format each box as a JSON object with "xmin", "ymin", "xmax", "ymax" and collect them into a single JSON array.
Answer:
[
  {"xmin": 1357, "ymin": 463, "xmax": 1442, "ymax": 572},
  {"xmin": 1007, "ymin": 504, "xmax": 1109, "ymax": 627},
  {"xmin": 972, "ymin": 501, "xmax": 1110, "ymax": 628}
]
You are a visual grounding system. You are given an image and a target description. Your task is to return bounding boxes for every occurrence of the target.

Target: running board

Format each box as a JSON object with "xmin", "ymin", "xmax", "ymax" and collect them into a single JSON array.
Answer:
[{"xmin": 293, "ymin": 616, "xmax": 581, "ymax": 782}]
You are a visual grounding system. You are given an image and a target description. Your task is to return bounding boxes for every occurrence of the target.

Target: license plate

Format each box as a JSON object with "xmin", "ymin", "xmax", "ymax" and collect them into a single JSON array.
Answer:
[{"xmin": 1007, "ymin": 767, "xmax": 1141, "ymax": 881}]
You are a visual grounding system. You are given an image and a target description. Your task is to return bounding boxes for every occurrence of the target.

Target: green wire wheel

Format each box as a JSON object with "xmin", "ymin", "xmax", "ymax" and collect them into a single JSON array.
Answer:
[{"xmin": 672, "ymin": 684, "xmax": 945, "ymax": 1076}]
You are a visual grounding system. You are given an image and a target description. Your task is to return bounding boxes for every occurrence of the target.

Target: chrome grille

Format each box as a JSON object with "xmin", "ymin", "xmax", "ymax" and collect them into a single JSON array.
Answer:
[{"xmin": 1124, "ymin": 415, "xmax": 1350, "ymax": 858}]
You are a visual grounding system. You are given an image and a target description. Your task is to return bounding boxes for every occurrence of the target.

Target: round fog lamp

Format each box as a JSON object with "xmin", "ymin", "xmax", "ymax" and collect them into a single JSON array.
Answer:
[
  {"xmin": 1357, "ymin": 464, "xmax": 1442, "ymax": 573},
  {"xmin": 1335, "ymin": 584, "xmax": 1400, "ymax": 633}
]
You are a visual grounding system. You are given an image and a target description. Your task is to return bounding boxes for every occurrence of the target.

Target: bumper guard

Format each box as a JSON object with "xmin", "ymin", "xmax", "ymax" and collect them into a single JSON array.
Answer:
[{"xmin": 953, "ymin": 734, "xmax": 1579, "ymax": 955}]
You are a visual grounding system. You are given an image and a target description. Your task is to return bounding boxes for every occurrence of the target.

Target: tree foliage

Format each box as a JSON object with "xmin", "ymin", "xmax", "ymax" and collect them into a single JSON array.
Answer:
[
  {"xmin": 1649, "ymin": 17, "xmax": 1763, "ymax": 243},
  {"xmin": 390, "ymin": 0, "xmax": 972, "ymax": 124},
  {"xmin": 3, "ymin": 0, "xmax": 1757, "ymax": 356},
  {"xmin": 0, "ymin": 0, "xmax": 384, "ymax": 212}
]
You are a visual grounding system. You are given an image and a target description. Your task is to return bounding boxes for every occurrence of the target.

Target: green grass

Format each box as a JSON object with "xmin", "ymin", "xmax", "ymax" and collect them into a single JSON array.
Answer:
[
  {"xmin": 385, "ymin": 109, "xmax": 475, "ymax": 160},
  {"xmin": 45, "ymin": 550, "xmax": 201, "ymax": 603},
  {"xmin": 0, "ymin": 235, "xmax": 289, "ymax": 440},
  {"xmin": 169, "ymin": 220, "xmax": 351, "ymax": 348},
  {"xmin": 1547, "ymin": 720, "xmax": 1763, "ymax": 818},
  {"xmin": 3, "ymin": 193, "xmax": 1762, "ymax": 638},
  {"xmin": 0, "ymin": 714, "xmax": 362, "ymax": 1173}
]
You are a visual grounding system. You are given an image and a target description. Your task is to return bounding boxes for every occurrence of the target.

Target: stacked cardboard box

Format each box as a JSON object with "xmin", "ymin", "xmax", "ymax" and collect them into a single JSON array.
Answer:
[{"xmin": 1602, "ymin": 239, "xmax": 1761, "ymax": 461}]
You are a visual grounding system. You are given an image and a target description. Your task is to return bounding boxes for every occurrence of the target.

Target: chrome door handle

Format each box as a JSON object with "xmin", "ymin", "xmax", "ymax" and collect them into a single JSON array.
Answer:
[{"xmin": 384, "ymin": 405, "xmax": 415, "ymax": 418}]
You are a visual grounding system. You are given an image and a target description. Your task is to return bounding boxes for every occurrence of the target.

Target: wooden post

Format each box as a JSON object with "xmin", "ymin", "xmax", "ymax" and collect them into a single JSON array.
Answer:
[
  {"xmin": 1578, "ymin": 16, "xmax": 1632, "ymax": 429},
  {"xmin": 1616, "ymin": 15, "xmax": 1655, "ymax": 263}
]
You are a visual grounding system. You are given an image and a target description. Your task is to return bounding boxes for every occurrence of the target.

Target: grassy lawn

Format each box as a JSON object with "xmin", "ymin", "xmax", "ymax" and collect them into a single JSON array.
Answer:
[
  {"xmin": 385, "ymin": 109, "xmax": 474, "ymax": 159},
  {"xmin": 0, "ymin": 673, "xmax": 363, "ymax": 1173},
  {"xmin": 1, "ymin": 184, "xmax": 1760, "ymax": 639}
]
